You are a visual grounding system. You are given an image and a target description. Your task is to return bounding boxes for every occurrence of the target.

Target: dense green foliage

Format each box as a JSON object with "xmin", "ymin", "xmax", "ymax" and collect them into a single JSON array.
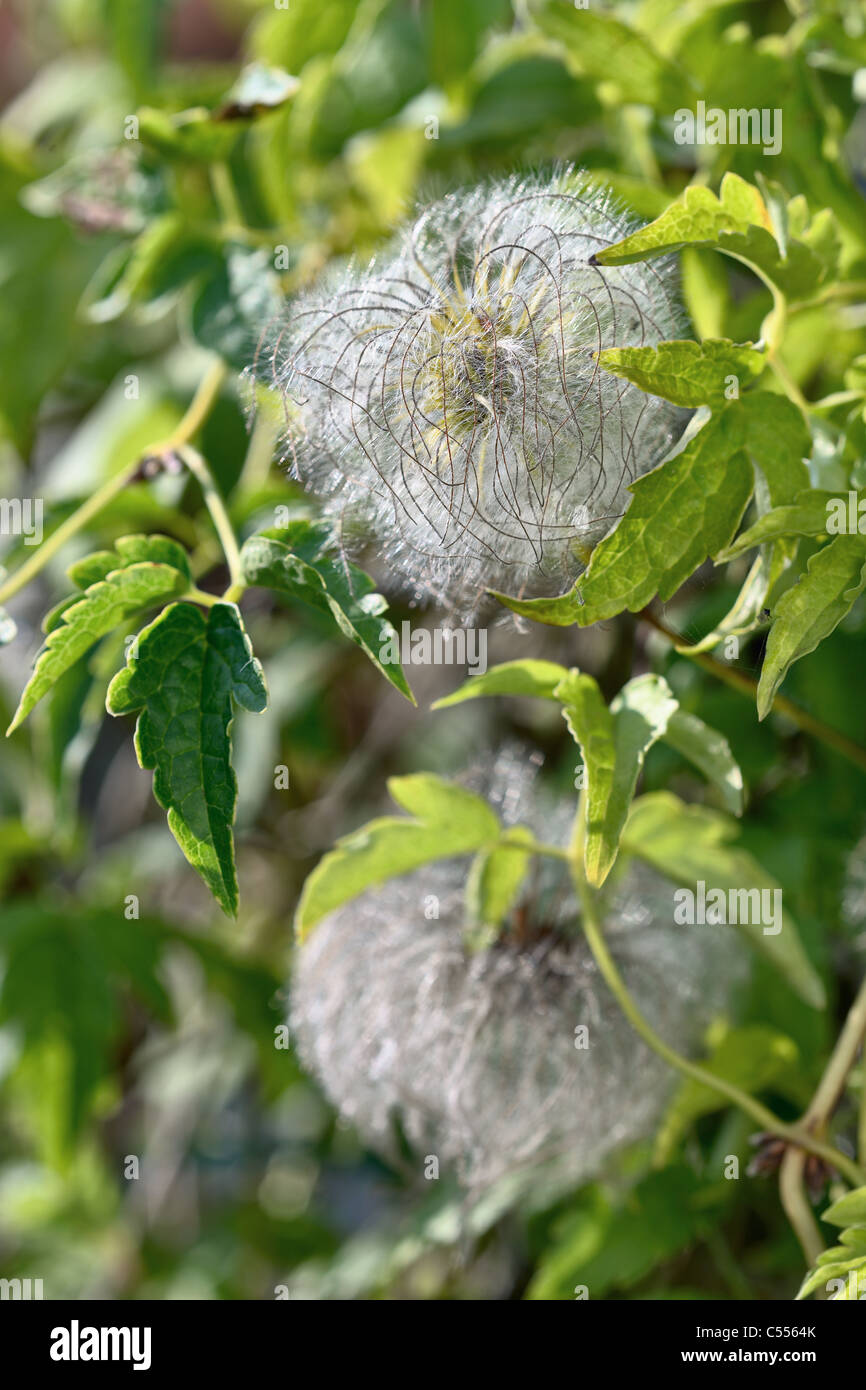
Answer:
[{"xmin": 2, "ymin": 0, "xmax": 866, "ymax": 1301}]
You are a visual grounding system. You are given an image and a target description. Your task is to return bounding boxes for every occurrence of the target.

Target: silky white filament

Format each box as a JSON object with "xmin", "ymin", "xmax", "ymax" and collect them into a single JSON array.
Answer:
[
  {"xmin": 291, "ymin": 751, "xmax": 745, "ymax": 1192},
  {"xmin": 260, "ymin": 170, "xmax": 687, "ymax": 609}
]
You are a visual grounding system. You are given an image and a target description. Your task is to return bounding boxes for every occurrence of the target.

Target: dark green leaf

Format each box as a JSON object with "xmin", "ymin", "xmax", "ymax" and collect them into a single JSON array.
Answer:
[
  {"xmin": 662, "ymin": 710, "xmax": 744, "ymax": 815},
  {"xmin": 758, "ymin": 535, "xmax": 866, "ymax": 718},
  {"xmin": 240, "ymin": 527, "xmax": 414, "ymax": 702},
  {"xmin": 0, "ymin": 904, "xmax": 171, "ymax": 1158},
  {"xmin": 189, "ymin": 244, "xmax": 283, "ymax": 371},
  {"xmin": 106, "ymin": 602, "xmax": 268, "ymax": 916}
]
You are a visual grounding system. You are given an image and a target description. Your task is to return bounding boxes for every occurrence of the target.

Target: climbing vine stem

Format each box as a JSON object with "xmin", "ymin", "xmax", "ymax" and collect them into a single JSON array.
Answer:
[
  {"xmin": 560, "ymin": 805, "xmax": 866, "ymax": 1191},
  {"xmin": 640, "ymin": 606, "xmax": 866, "ymax": 776},
  {"xmin": 0, "ymin": 357, "xmax": 239, "ymax": 609}
]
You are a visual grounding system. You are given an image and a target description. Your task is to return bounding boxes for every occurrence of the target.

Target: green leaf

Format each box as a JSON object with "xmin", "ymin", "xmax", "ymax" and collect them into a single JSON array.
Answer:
[
  {"xmin": 558, "ymin": 671, "xmax": 678, "ymax": 887},
  {"xmin": 717, "ymin": 492, "xmax": 849, "ymax": 560},
  {"xmin": 248, "ymin": 0, "xmax": 356, "ymax": 72},
  {"xmin": 8, "ymin": 538, "xmax": 191, "ymax": 733},
  {"xmin": 465, "ymin": 826, "xmax": 535, "ymax": 931},
  {"xmin": 685, "ymin": 396, "xmax": 810, "ymax": 652},
  {"xmin": 106, "ymin": 602, "xmax": 268, "ymax": 917},
  {"xmin": 426, "ymin": 0, "xmax": 511, "ymax": 86},
  {"xmin": 815, "ymin": 1246, "xmax": 854, "ymax": 1266},
  {"xmin": 597, "ymin": 339, "xmax": 765, "ymax": 409},
  {"xmin": 531, "ymin": 1, "xmax": 688, "ymax": 110},
  {"xmin": 675, "ymin": 556, "xmax": 770, "ymax": 656},
  {"xmin": 622, "ymin": 792, "xmax": 825, "ymax": 1008},
  {"xmin": 104, "ymin": 0, "xmax": 166, "ymax": 97},
  {"xmin": 137, "ymin": 105, "xmax": 244, "ymax": 163},
  {"xmin": 441, "ymin": 37, "xmax": 598, "ymax": 150},
  {"xmin": 432, "ymin": 659, "xmax": 569, "ymax": 708},
  {"xmin": 84, "ymin": 220, "xmax": 226, "ymax": 324},
  {"xmin": 593, "ymin": 173, "xmax": 771, "ymax": 266},
  {"xmin": 494, "ymin": 408, "xmax": 752, "ymax": 626},
  {"xmin": 295, "ymin": 774, "xmax": 501, "ymax": 939},
  {"xmin": 823, "ymin": 1186, "xmax": 866, "ymax": 1228},
  {"xmin": 300, "ymin": 0, "xmax": 428, "ymax": 159},
  {"xmin": 189, "ymin": 244, "xmax": 283, "ymax": 371},
  {"xmin": 66, "ymin": 551, "xmax": 124, "ymax": 589},
  {"xmin": 527, "ymin": 1167, "xmax": 704, "ymax": 1301},
  {"xmin": 739, "ymin": 393, "xmax": 810, "ymax": 507},
  {"xmin": 107, "ymin": 533, "xmax": 192, "ymax": 580},
  {"xmin": 0, "ymin": 903, "xmax": 171, "ymax": 1160},
  {"xmin": 796, "ymin": 1256, "xmax": 866, "ymax": 1301},
  {"xmin": 757, "ymin": 535, "xmax": 866, "ymax": 718},
  {"xmin": 88, "ymin": 213, "xmax": 187, "ymax": 322},
  {"xmin": 655, "ymin": 1024, "xmax": 798, "ymax": 1164},
  {"xmin": 593, "ymin": 173, "xmax": 837, "ymax": 301},
  {"xmin": 662, "ymin": 710, "xmax": 744, "ymax": 815},
  {"xmin": 708, "ymin": 221, "xmax": 837, "ymax": 303},
  {"xmin": 240, "ymin": 526, "xmax": 414, "ymax": 702}
]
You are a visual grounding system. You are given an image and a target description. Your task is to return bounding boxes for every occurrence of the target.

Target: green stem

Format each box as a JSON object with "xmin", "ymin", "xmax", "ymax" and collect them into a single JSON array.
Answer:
[
  {"xmin": 186, "ymin": 586, "xmax": 220, "ymax": 609},
  {"xmin": 780, "ymin": 1148, "xmax": 824, "ymax": 1266},
  {"xmin": 769, "ymin": 356, "xmax": 810, "ymax": 415},
  {"xmin": 802, "ymin": 973, "xmax": 866, "ymax": 1136},
  {"xmin": 761, "ymin": 282, "xmax": 810, "ymax": 415},
  {"xmin": 152, "ymin": 361, "xmax": 246, "ymax": 594},
  {"xmin": 640, "ymin": 606, "xmax": 866, "ymax": 776},
  {"xmin": 789, "ymin": 281, "xmax": 866, "ymax": 315},
  {"xmin": 499, "ymin": 832, "xmax": 570, "ymax": 861},
  {"xmin": 0, "ymin": 458, "xmax": 142, "ymax": 607},
  {"xmin": 210, "ymin": 161, "xmax": 243, "ymax": 229},
  {"xmin": 0, "ymin": 359, "xmax": 230, "ymax": 610},
  {"xmin": 154, "ymin": 358, "xmax": 228, "ymax": 453},
  {"xmin": 721, "ymin": 255, "xmax": 809, "ymax": 416},
  {"xmin": 566, "ymin": 812, "xmax": 866, "ymax": 1188},
  {"xmin": 780, "ymin": 973, "xmax": 866, "ymax": 1264},
  {"xmin": 177, "ymin": 445, "xmax": 244, "ymax": 597}
]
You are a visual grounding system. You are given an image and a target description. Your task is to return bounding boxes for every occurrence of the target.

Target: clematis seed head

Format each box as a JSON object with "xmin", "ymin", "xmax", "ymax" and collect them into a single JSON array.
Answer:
[{"xmin": 259, "ymin": 170, "xmax": 688, "ymax": 611}]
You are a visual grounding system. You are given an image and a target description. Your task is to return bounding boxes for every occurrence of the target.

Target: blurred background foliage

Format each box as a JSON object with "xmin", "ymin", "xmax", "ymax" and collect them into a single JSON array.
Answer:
[{"xmin": 0, "ymin": 0, "xmax": 865, "ymax": 1299}]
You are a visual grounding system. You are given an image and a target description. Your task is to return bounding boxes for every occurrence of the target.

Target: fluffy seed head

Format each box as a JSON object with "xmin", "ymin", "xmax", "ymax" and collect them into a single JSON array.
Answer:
[
  {"xmin": 261, "ymin": 170, "xmax": 687, "ymax": 609},
  {"xmin": 290, "ymin": 753, "xmax": 745, "ymax": 1193}
]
